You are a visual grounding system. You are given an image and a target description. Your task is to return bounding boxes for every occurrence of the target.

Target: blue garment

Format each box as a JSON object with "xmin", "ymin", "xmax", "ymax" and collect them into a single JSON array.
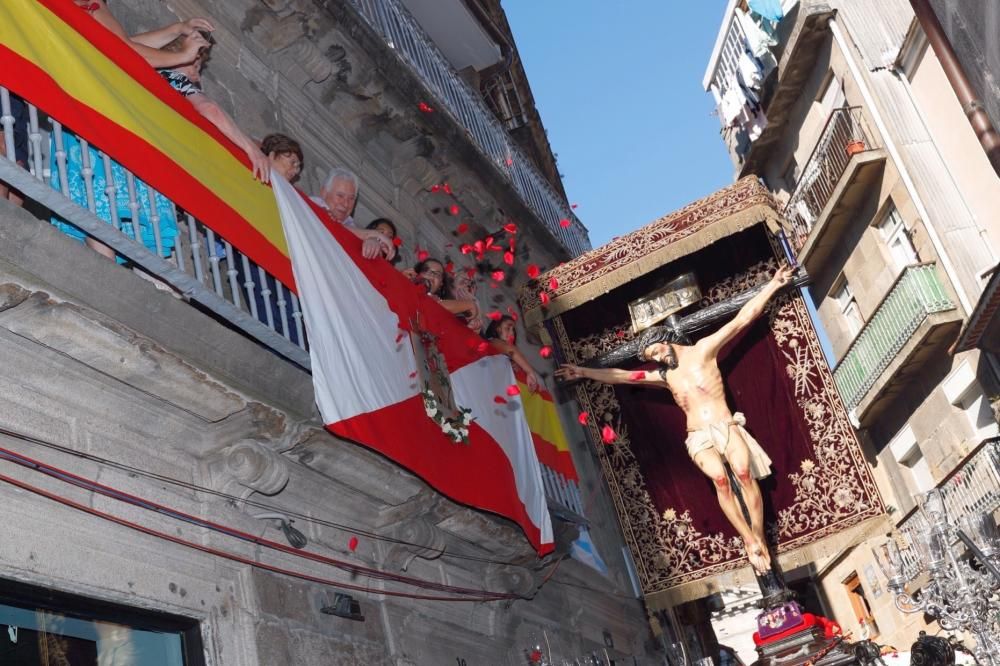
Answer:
[
  {"xmin": 49, "ymin": 132, "xmax": 179, "ymax": 260},
  {"xmin": 749, "ymin": 0, "xmax": 784, "ymax": 21}
]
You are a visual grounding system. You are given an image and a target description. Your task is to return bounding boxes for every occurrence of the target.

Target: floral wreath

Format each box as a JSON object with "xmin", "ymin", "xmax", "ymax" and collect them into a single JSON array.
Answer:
[{"xmin": 422, "ymin": 388, "xmax": 474, "ymax": 445}]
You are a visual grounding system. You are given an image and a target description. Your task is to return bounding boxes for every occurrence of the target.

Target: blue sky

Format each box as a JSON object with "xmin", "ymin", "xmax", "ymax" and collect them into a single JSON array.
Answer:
[{"xmin": 503, "ymin": 1, "xmax": 734, "ymax": 247}]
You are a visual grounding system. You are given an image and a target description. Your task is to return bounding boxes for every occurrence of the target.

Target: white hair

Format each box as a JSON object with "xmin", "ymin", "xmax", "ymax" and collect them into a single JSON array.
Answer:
[{"xmin": 321, "ymin": 167, "xmax": 359, "ymax": 194}]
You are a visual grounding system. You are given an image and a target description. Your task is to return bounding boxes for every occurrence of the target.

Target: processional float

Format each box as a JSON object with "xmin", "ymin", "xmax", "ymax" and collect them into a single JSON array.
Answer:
[{"xmin": 521, "ymin": 177, "xmax": 889, "ymax": 665}]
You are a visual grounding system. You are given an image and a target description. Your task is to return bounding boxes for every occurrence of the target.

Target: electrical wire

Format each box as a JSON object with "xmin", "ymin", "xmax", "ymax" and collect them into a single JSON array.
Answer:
[
  {"xmin": 0, "ymin": 424, "xmax": 533, "ymax": 568},
  {"xmin": 0, "ymin": 443, "xmax": 522, "ymax": 601},
  {"xmin": 0, "ymin": 469, "xmax": 511, "ymax": 603}
]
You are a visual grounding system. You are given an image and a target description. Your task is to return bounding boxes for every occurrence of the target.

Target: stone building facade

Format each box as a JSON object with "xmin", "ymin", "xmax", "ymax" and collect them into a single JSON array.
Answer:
[
  {"xmin": 704, "ymin": 0, "xmax": 1000, "ymax": 659},
  {"xmin": 0, "ymin": 0, "xmax": 657, "ymax": 663}
]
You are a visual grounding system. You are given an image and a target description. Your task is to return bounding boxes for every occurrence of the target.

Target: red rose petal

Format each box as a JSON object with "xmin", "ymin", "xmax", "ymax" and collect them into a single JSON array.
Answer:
[
  {"xmin": 577, "ymin": 411, "xmax": 589, "ymax": 425},
  {"xmin": 601, "ymin": 424, "xmax": 617, "ymax": 444},
  {"xmin": 445, "ymin": 261, "xmax": 455, "ymax": 274},
  {"xmin": 395, "ymin": 332, "xmax": 405, "ymax": 343},
  {"xmin": 430, "ymin": 184, "xmax": 441, "ymax": 193},
  {"xmin": 456, "ymin": 222, "xmax": 469, "ymax": 234},
  {"xmin": 460, "ymin": 243, "xmax": 473, "ymax": 255},
  {"xmin": 487, "ymin": 311, "xmax": 502, "ymax": 321},
  {"xmin": 503, "ymin": 222, "xmax": 517, "ymax": 234},
  {"xmin": 418, "ymin": 101, "xmax": 434, "ymax": 113},
  {"xmin": 505, "ymin": 156, "xmax": 513, "ymax": 166},
  {"xmin": 540, "ymin": 291, "xmax": 550, "ymax": 306},
  {"xmin": 539, "ymin": 346, "xmax": 553, "ymax": 358},
  {"xmin": 526, "ymin": 264, "xmax": 540, "ymax": 279},
  {"xmin": 508, "ymin": 236, "xmax": 516, "ymax": 250},
  {"xmin": 465, "ymin": 268, "xmax": 477, "ymax": 279},
  {"xmin": 510, "ymin": 312, "xmax": 518, "ymax": 321},
  {"xmin": 484, "ymin": 235, "xmax": 496, "ymax": 249},
  {"xmin": 503, "ymin": 251, "xmax": 515, "ymax": 266},
  {"xmin": 506, "ymin": 384, "xmax": 521, "ymax": 397},
  {"xmin": 392, "ymin": 236, "xmax": 403, "ymax": 247},
  {"xmin": 548, "ymin": 277, "xmax": 559, "ymax": 291},
  {"xmin": 629, "ymin": 371, "xmax": 646, "ymax": 381},
  {"xmin": 416, "ymin": 249, "xmax": 429, "ymax": 262},
  {"xmin": 449, "ymin": 204, "xmax": 460, "ymax": 216},
  {"xmin": 348, "ymin": 536, "xmax": 359, "ymax": 551},
  {"xmin": 408, "ymin": 371, "xmax": 417, "ymax": 378},
  {"xmin": 493, "ymin": 395, "xmax": 507, "ymax": 404},
  {"xmin": 559, "ymin": 219, "xmax": 571, "ymax": 228},
  {"xmin": 491, "ymin": 270, "xmax": 505, "ymax": 281},
  {"xmin": 443, "ymin": 182, "xmax": 453, "ymax": 195},
  {"xmin": 615, "ymin": 330, "xmax": 626, "ymax": 339},
  {"xmin": 571, "ymin": 203, "xmax": 578, "ymax": 209},
  {"xmin": 476, "ymin": 341, "xmax": 491, "ymax": 354}
]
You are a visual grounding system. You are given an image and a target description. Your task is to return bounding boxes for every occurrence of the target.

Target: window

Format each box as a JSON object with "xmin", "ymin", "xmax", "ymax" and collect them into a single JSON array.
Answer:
[
  {"xmin": 876, "ymin": 204, "xmax": 917, "ymax": 272},
  {"xmin": 819, "ymin": 74, "xmax": 846, "ymax": 116},
  {"xmin": 889, "ymin": 425, "xmax": 936, "ymax": 497},
  {"xmin": 843, "ymin": 573, "xmax": 879, "ymax": 638},
  {"xmin": 0, "ymin": 578, "xmax": 203, "ymax": 665},
  {"xmin": 832, "ymin": 278, "xmax": 864, "ymax": 336}
]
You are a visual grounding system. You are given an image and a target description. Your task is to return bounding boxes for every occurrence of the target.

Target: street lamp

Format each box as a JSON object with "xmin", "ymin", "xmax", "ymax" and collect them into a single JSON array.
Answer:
[{"xmin": 871, "ymin": 489, "xmax": 1000, "ymax": 664}]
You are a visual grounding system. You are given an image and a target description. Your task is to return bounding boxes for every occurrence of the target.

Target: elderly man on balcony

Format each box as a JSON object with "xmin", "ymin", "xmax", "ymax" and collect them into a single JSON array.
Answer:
[{"xmin": 312, "ymin": 168, "xmax": 395, "ymax": 261}]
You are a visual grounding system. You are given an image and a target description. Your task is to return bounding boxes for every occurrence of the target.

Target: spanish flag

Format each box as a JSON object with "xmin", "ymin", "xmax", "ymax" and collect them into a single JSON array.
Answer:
[
  {"xmin": 0, "ymin": 0, "xmax": 293, "ymax": 286},
  {"xmin": 513, "ymin": 368, "xmax": 579, "ymax": 483}
]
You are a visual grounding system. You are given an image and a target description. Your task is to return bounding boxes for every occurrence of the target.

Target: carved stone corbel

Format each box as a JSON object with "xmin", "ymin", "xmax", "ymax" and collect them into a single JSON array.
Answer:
[
  {"xmin": 485, "ymin": 562, "xmax": 540, "ymax": 599},
  {"xmin": 377, "ymin": 489, "xmax": 447, "ymax": 571},
  {"xmin": 202, "ymin": 438, "xmax": 290, "ymax": 500}
]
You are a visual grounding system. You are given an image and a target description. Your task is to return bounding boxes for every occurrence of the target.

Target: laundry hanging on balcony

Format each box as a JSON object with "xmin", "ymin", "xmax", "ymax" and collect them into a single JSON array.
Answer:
[{"xmin": 271, "ymin": 175, "xmax": 554, "ymax": 555}]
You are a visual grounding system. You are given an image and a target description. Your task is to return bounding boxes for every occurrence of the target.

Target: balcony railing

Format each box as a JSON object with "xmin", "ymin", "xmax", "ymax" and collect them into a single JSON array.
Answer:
[
  {"xmin": 539, "ymin": 464, "xmax": 584, "ymax": 518},
  {"xmin": 0, "ymin": 88, "xmax": 310, "ymax": 369},
  {"xmin": 896, "ymin": 437, "xmax": 1000, "ymax": 580},
  {"xmin": 346, "ymin": 0, "xmax": 590, "ymax": 257},
  {"xmin": 833, "ymin": 264, "xmax": 955, "ymax": 411},
  {"xmin": 784, "ymin": 106, "xmax": 881, "ymax": 252}
]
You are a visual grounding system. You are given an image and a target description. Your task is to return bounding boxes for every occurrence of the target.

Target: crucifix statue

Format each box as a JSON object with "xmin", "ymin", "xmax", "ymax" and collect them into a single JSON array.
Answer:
[{"xmin": 556, "ymin": 265, "xmax": 802, "ymax": 574}]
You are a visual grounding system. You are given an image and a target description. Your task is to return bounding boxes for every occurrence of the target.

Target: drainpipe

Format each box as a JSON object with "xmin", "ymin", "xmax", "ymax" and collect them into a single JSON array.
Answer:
[
  {"xmin": 910, "ymin": 0, "xmax": 1000, "ymax": 177},
  {"xmin": 830, "ymin": 17, "xmax": 975, "ymax": 315}
]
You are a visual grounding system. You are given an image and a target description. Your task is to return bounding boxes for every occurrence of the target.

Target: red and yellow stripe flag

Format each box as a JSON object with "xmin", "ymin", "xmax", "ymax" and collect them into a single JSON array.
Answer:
[
  {"xmin": 0, "ymin": 0, "xmax": 294, "ymax": 286},
  {"xmin": 514, "ymin": 368, "xmax": 579, "ymax": 482}
]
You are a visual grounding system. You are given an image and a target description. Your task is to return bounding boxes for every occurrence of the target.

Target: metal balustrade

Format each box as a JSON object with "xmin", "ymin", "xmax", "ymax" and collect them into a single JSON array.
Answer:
[
  {"xmin": 896, "ymin": 438, "xmax": 1000, "ymax": 580},
  {"xmin": 0, "ymin": 88, "xmax": 310, "ymax": 368},
  {"xmin": 706, "ymin": 11, "xmax": 751, "ymax": 127},
  {"xmin": 833, "ymin": 264, "xmax": 954, "ymax": 411},
  {"xmin": 347, "ymin": 0, "xmax": 590, "ymax": 257},
  {"xmin": 539, "ymin": 464, "xmax": 584, "ymax": 517},
  {"xmin": 784, "ymin": 106, "xmax": 881, "ymax": 251}
]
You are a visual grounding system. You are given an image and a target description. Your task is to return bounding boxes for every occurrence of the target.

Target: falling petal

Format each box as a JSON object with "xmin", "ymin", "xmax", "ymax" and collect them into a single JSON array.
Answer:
[
  {"xmin": 487, "ymin": 311, "xmax": 502, "ymax": 321},
  {"xmin": 503, "ymin": 251, "xmax": 515, "ymax": 266},
  {"xmin": 445, "ymin": 261, "xmax": 455, "ymax": 274},
  {"xmin": 456, "ymin": 223, "xmax": 469, "ymax": 234},
  {"xmin": 506, "ymin": 384, "xmax": 520, "ymax": 397},
  {"xmin": 443, "ymin": 182, "xmax": 453, "ymax": 195},
  {"xmin": 571, "ymin": 203, "xmax": 578, "ymax": 209},
  {"xmin": 493, "ymin": 395, "xmax": 507, "ymax": 404},
  {"xmin": 539, "ymin": 346, "xmax": 552, "ymax": 358},
  {"xmin": 629, "ymin": 371, "xmax": 646, "ymax": 381},
  {"xmin": 601, "ymin": 424, "xmax": 617, "ymax": 444},
  {"xmin": 491, "ymin": 270, "xmax": 505, "ymax": 281},
  {"xmin": 348, "ymin": 536, "xmax": 359, "ymax": 551},
  {"xmin": 408, "ymin": 371, "xmax": 417, "ymax": 378},
  {"xmin": 577, "ymin": 411, "xmax": 589, "ymax": 425},
  {"xmin": 429, "ymin": 184, "xmax": 441, "ymax": 193},
  {"xmin": 477, "ymin": 341, "xmax": 491, "ymax": 354},
  {"xmin": 418, "ymin": 101, "xmax": 434, "ymax": 113},
  {"xmin": 395, "ymin": 332, "xmax": 405, "ymax": 344},
  {"xmin": 559, "ymin": 219, "xmax": 571, "ymax": 228},
  {"xmin": 416, "ymin": 249, "xmax": 429, "ymax": 262},
  {"xmin": 548, "ymin": 277, "xmax": 559, "ymax": 291},
  {"xmin": 392, "ymin": 236, "xmax": 403, "ymax": 247},
  {"xmin": 503, "ymin": 222, "xmax": 517, "ymax": 234},
  {"xmin": 460, "ymin": 244, "xmax": 472, "ymax": 255},
  {"xmin": 526, "ymin": 264, "xmax": 540, "ymax": 279},
  {"xmin": 540, "ymin": 291, "xmax": 550, "ymax": 306},
  {"xmin": 449, "ymin": 204, "xmax": 460, "ymax": 216}
]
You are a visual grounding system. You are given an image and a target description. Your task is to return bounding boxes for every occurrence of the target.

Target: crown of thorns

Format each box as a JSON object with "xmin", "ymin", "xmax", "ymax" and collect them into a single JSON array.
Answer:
[{"xmin": 591, "ymin": 325, "xmax": 692, "ymax": 368}]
